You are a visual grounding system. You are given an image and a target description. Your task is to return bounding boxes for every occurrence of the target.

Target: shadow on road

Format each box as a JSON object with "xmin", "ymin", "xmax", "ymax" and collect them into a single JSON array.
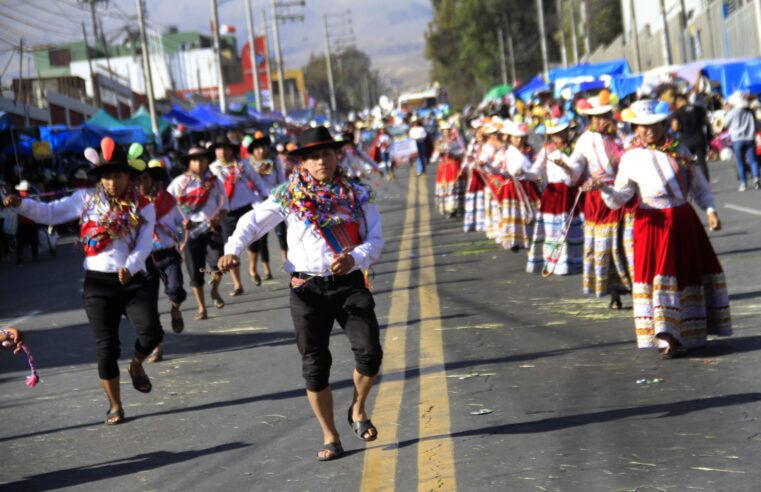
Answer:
[
  {"xmin": 389, "ymin": 392, "xmax": 761, "ymax": 450},
  {"xmin": 2, "ymin": 442, "xmax": 249, "ymax": 491}
]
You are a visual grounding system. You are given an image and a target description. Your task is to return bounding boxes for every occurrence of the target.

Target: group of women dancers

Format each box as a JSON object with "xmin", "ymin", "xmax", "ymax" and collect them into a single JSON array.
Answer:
[{"xmin": 434, "ymin": 90, "xmax": 732, "ymax": 359}]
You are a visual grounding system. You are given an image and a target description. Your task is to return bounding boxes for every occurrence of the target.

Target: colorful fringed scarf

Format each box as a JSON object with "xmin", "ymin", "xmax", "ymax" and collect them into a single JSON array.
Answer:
[
  {"xmin": 177, "ymin": 172, "xmax": 216, "ymax": 214},
  {"xmin": 80, "ymin": 184, "xmax": 145, "ymax": 257}
]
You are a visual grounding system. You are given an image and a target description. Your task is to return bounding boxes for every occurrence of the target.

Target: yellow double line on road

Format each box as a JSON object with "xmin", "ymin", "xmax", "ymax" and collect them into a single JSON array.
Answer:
[{"xmin": 360, "ymin": 176, "xmax": 456, "ymax": 491}]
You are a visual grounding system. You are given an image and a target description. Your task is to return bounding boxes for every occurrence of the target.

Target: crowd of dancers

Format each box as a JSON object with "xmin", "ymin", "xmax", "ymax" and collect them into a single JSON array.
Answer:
[{"xmin": 433, "ymin": 89, "xmax": 732, "ymax": 359}]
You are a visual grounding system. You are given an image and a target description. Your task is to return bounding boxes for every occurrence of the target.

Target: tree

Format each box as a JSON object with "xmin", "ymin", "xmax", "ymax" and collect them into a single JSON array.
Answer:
[
  {"xmin": 425, "ymin": 0, "xmax": 622, "ymax": 110},
  {"xmin": 303, "ymin": 47, "xmax": 386, "ymax": 114}
]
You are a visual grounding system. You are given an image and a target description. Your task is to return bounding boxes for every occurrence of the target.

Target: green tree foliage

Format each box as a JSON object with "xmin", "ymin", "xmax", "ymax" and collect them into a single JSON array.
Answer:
[
  {"xmin": 426, "ymin": 0, "xmax": 622, "ymax": 110},
  {"xmin": 303, "ymin": 47, "xmax": 385, "ymax": 114}
]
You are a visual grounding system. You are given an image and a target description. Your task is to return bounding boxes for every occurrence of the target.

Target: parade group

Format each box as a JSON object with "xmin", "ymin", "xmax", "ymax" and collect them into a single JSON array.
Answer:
[
  {"xmin": 430, "ymin": 88, "xmax": 732, "ymax": 359},
  {"xmin": 0, "ymin": 84, "xmax": 736, "ymax": 462}
]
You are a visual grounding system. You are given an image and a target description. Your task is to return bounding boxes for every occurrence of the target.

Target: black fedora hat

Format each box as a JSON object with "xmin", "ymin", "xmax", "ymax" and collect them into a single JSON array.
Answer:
[
  {"xmin": 86, "ymin": 137, "xmax": 138, "ymax": 177},
  {"xmin": 246, "ymin": 131, "xmax": 272, "ymax": 153},
  {"xmin": 288, "ymin": 127, "xmax": 345, "ymax": 156},
  {"xmin": 180, "ymin": 146, "xmax": 215, "ymax": 165},
  {"xmin": 209, "ymin": 135, "xmax": 239, "ymax": 154}
]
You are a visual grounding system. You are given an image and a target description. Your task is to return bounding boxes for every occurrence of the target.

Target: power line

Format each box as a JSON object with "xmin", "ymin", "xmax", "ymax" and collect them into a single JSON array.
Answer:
[{"xmin": 0, "ymin": 9, "xmax": 86, "ymax": 38}]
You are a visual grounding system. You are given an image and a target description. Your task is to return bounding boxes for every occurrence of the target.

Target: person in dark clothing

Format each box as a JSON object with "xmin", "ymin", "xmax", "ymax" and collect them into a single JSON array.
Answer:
[
  {"xmin": 14, "ymin": 181, "xmax": 39, "ymax": 264},
  {"xmin": 671, "ymin": 95, "xmax": 712, "ymax": 181}
]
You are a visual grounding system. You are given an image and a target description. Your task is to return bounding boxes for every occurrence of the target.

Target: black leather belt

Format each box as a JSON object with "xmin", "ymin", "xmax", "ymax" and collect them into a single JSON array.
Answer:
[{"xmin": 291, "ymin": 270, "xmax": 362, "ymax": 285}]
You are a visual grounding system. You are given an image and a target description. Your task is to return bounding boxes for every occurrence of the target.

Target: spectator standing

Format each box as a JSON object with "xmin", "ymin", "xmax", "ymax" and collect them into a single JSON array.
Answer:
[
  {"xmin": 671, "ymin": 94, "xmax": 712, "ymax": 180},
  {"xmin": 724, "ymin": 92, "xmax": 760, "ymax": 191}
]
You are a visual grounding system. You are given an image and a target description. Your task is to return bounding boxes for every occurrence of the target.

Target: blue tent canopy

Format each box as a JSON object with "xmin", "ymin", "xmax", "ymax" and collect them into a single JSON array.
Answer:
[
  {"xmin": 740, "ymin": 60, "xmax": 761, "ymax": 94},
  {"xmin": 39, "ymin": 124, "xmax": 146, "ymax": 154},
  {"xmin": 548, "ymin": 59, "xmax": 631, "ymax": 83},
  {"xmin": 1, "ymin": 133, "xmax": 35, "ymax": 157},
  {"xmin": 609, "ymin": 74, "xmax": 644, "ymax": 99},
  {"xmin": 515, "ymin": 75, "xmax": 550, "ymax": 100},
  {"xmin": 163, "ymin": 105, "xmax": 209, "ymax": 132},
  {"xmin": 189, "ymin": 104, "xmax": 247, "ymax": 128},
  {"xmin": 702, "ymin": 61, "xmax": 748, "ymax": 98}
]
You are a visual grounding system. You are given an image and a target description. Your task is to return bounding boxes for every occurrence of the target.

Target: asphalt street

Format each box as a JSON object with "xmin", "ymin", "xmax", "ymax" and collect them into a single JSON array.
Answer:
[{"xmin": 2, "ymin": 161, "xmax": 761, "ymax": 492}]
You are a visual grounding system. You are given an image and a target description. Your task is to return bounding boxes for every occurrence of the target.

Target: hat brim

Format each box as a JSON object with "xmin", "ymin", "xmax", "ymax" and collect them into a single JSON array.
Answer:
[
  {"xmin": 582, "ymin": 105, "xmax": 614, "ymax": 116},
  {"xmin": 624, "ymin": 114, "xmax": 668, "ymax": 126},
  {"xmin": 247, "ymin": 136, "xmax": 272, "ymax": 153},
  {"xmin": 146, "ymin": 167, "xmax": 169, "ymax": 181},
  {"xmin": 181, "ymin": 149, "xmax": 215, "ymax": 164},
  {"xmin": 87, "ymin": 162, "xmax": 139, "ymax": 177},
  {"xmin": 288, "ymin": 140, "xmax": 345, "ymax": 156},
  {"xmin": 545, "ymin": 123, "xmax": 570, "ymax": 135},
  {"xmin": 210, "ymin": 142, "xmax": 239, "ymax": 153}
]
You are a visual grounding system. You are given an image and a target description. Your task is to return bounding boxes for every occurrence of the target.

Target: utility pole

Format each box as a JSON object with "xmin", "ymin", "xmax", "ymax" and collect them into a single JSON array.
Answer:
[
  {"xmin": 569, "ymin": 0, "xmax": 579, "ymax": 65},
  {"xmin": 98, "ymin": 18, "xmax": 114, "ymax": 79},
  {"xmin": 536, "ymin": 0, "xmax": 549, "ymax": 79},
  {"xmin": 17, "ymin": 39, "xmax": 23, "ymax": 103},
  {"xmin": 676, "ymin": 0, "xmax": 687, "ymax": 62},
  {"xmin": 244, "ymin": 0, "xmax": 262, "ymax": 111},
  {"xmin": 210, "ymin": 0, "xmax": 227, "ymax": 112},
  {"xmin": 322, "ymin": 14, "xmax": 337, "ymax": 117},
  {"xmin": 556, "ymin": 0, "xmax": 568, "ymax": 67},
  {"xmin": 81, "ymin": 23, "xmax": 101, "ymax": 108},
  {"xmin": 136, "ymin": 0, "xmax": 160, "ymax": 143},
  {"xmin": 270, "ymin": 0, "xmax": 286, "ymax": 114},
  {"xmin": 629, "ymin": 0, "xmax": 642, "ymax": 72},
  {"xmin": 497, "ymin": 28, "xmax": 508, "ymax": 86},
  {"xmin": 270, "ymin": 0, "xmax": 306, "ymax": 115},
  {"xmin": 503, "ymin": 14, "xmax": 517, "ymax": 85},
  {"xmin": 659, "ymin": 0, "xmax": 673, "ymax": 65},
  {"xmin": 581, "ymin": 0, "xmax": 591, "ymax": 61},
  {"xmin": 262, "ymin": 8, "xmax": 274, "ymax": 111}
]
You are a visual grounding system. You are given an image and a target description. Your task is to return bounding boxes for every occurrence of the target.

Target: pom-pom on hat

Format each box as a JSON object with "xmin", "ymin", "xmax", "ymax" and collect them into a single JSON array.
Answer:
[
  {"xmin": 85, "ymin": 137, "xmax": 138, "ymax": 177},
  {"xmin": 247, "ymin": 130, "xmax": 272, "ymax": 153},
  {"xmin": 576, "ymin": 89, "xmax": 616, "ymax": 116},
  {"xmin": 621, "ymin": 99, "xmax": 671, "ymax": 126}
]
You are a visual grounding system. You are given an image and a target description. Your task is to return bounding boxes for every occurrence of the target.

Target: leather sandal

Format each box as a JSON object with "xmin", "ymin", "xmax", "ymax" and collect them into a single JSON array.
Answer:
[
  {"xmin": 147, "ymin": 346, "xmax": 163, "ymax": 363},
  {"xmin": 229, "ymin": 287, "xmax": 244, "ymax": 297},
  {"xmin": 195, "ymin": 310, "xmax": 207, "ymax": 321},
  {"xmin": 348, "ymin": 403, "xmax": 378, "ymax": 442},
  {"xmin": 128, "ymin": 365, "xmax": 152, "ymax": 393},
  {"xmin": 170, "ymin": 303, "xmax": 184, "ymax": 333},
  {"xmin": 316, "ymin": 441, "xmax": 344, "ymax": 461},
  {"xmin": 106, "ymin": 408, "xmax": 125, "ymax": 425}
]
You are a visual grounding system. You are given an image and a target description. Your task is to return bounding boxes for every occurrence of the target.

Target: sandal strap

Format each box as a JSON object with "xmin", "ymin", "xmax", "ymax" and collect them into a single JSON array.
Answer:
[
  {"xmin": 317, "ymin": 442, "xmax": 344, "ymax": 461},
  {"xmin": 351, "ymin": 419, "xmax": 377, "ymax": 440}
]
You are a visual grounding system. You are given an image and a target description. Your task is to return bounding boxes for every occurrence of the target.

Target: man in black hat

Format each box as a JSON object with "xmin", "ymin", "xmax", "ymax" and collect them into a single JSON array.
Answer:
[
  {"xmin": 167, "ymin": 147, "xmax": 229, "ymax": 320},
  {"xmin": 3, "ymin": 137, "xmax": 162, "ymax": 425},
  {"xmin": 210, "ymin": 136, "xmax": 260, "ymax": 296},
  {"xmin": 246, "ymin": 131, "xmax": 287, "ymax": 284},
  {"xmin": 218, "ymin": 126, "xmax": 384, "ymax": 461}
]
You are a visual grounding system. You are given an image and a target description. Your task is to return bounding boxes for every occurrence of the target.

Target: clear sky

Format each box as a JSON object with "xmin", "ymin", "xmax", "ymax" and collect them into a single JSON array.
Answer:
[{"xmin": 0, "ymin": 0, "xmax": 433, "ymax": 96}]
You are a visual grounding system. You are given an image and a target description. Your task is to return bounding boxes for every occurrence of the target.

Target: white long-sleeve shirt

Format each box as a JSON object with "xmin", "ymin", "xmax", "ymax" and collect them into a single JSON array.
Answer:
[
  {"xmin": 505, "ymin": 145, "xmax": 534, "ymax": 180},
  {"xmin": 224, "ymin": 193, "xmax": 384, "ymax": 276},
  {"xmin": 601, "ymin": 147, "xmax": 716, "ymax": 214},
  {"xmin": 210, "ymin": 159, "xmax": 259, "ymax": 210},
  {"xmin": 569, "ymin": 130, "xmax": 624, "ymax": 180},
  {"xmin": 152, "ymin": 195, "xmax": 184, "ymax": 251},
  {"xmin": 18, "ymin": 188, "xmax": 155, "ymax": 275},
  {"xmin": 530, "ymin": 147, "xmax": 583, "ymax": 186},
  {"xmin": 167, "ymin": 172, "xmax": 229, "ymax": 223}
]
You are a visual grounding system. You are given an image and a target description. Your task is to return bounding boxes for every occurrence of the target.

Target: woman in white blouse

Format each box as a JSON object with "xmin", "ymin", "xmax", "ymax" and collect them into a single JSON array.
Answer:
[{"xmin": 597, "ymin": 99, "xmax": 731, "ymax": 358}]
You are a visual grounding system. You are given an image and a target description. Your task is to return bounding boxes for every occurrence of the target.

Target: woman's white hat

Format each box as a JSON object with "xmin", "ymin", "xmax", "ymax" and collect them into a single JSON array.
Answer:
[{"xmin": 621, "ymin": 99, "xmax": 671, "ymax": 126}]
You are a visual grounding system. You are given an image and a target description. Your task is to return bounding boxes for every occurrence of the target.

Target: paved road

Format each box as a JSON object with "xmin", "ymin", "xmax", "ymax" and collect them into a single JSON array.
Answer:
[{"xmin": 2, "ymin": 161, "xmax": 761, "ymax": 491}]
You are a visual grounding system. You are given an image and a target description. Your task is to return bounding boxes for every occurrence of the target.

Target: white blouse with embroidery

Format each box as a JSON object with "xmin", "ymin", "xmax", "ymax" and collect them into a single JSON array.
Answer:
[{"xmin": 601, "ymin": 147, "xmax": 716, "ymax": 214}]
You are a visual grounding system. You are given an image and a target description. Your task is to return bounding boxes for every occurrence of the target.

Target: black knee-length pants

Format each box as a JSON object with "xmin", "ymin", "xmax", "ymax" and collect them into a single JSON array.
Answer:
[
  {"xmin": 83, "ymin": 271, "xmax": 164, "ymax": 379},
  {"xmin": 289, "ymin": 270, "xmax": 383, "ymax": 392}
]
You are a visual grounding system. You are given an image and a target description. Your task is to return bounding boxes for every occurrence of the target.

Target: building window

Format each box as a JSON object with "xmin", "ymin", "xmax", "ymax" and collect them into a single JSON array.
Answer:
[{"xmin": 49, "ymin": 49, "xmax": 72, "ymax": 67}]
